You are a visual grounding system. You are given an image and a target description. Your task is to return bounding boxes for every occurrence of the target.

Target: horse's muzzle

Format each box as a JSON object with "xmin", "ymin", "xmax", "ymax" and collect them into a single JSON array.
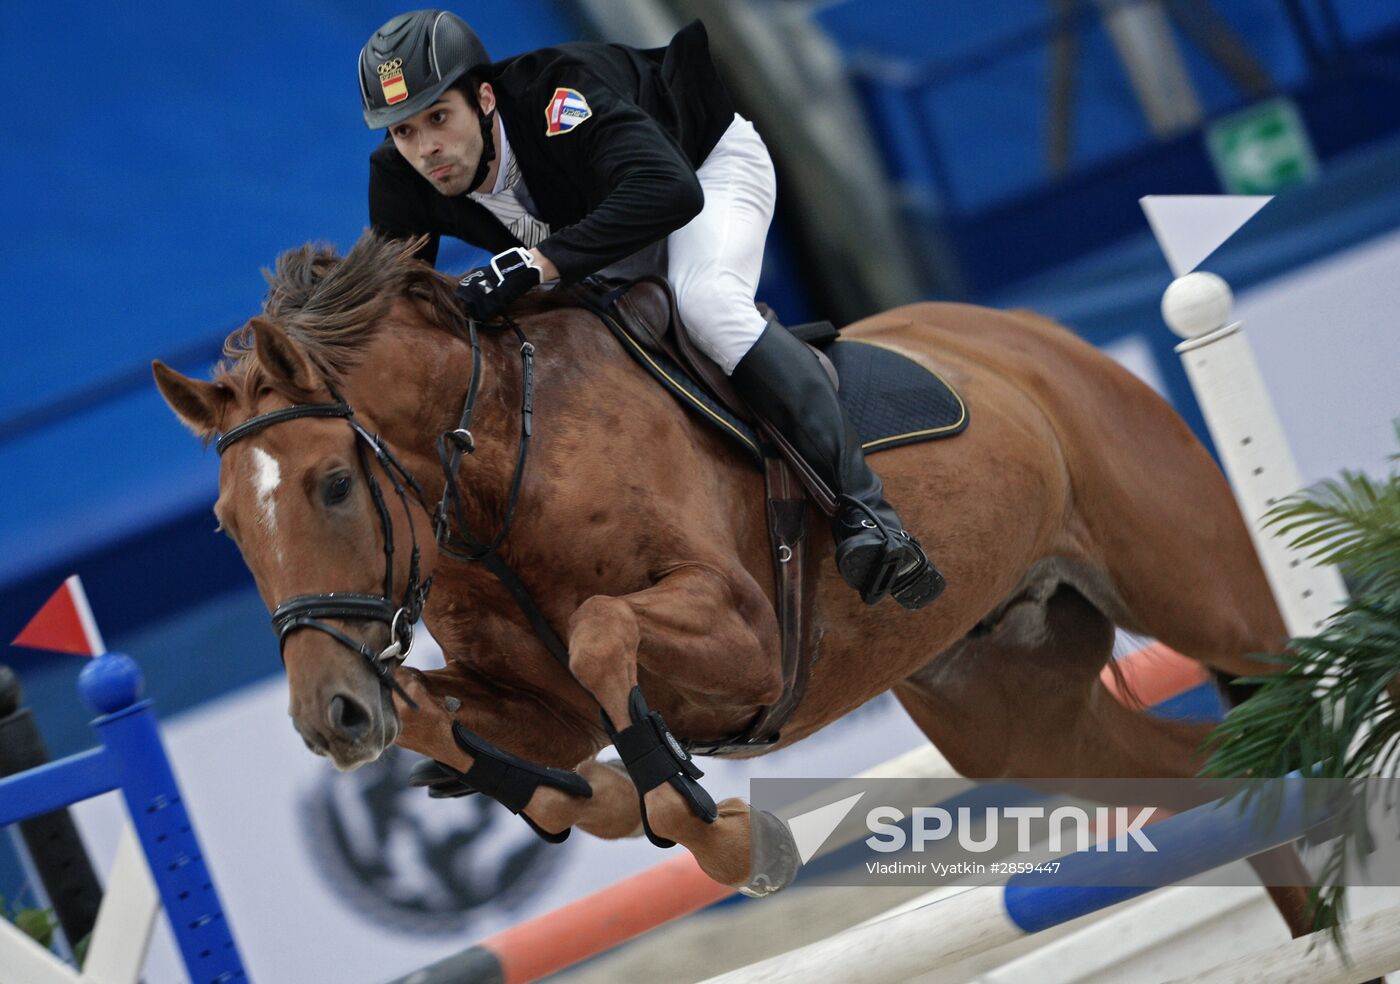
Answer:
[{"xmin": 293, "ymin": 676, "xmax": 400, "ymax": 771}]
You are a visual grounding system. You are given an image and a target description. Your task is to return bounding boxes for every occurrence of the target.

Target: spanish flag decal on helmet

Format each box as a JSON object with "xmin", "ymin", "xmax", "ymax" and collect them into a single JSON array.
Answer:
[
  {"xmin": 378, "ymin": 58, "xmax": 409, "ymax": 106},
  {"xmin": 545, "ymin": 87, "xmax": 592, "ymax": 136}
]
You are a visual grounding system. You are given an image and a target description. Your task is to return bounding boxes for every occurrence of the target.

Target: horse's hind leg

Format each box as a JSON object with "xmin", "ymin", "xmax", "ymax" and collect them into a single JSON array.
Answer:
[
  {"xmin": 895, "ymin": 586, "xmax": 1317, "ymax": 937},
  {"xmin": 1080, "ymin": 421, "xmax": 1322, "ymax": 934},
  {"xmin": 895, "ymin": 587, "xmax": 1206, "ymax": 780}
]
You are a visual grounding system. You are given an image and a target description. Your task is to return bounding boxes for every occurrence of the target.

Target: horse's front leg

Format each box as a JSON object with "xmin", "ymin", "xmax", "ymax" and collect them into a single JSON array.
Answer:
[
  {"xmin": 391, "ymin": 667, "xmax": 644, "ymax": 840},
  {"xmin": 566, "ymin": 562, "xmax": 801, "ymax": 894}
]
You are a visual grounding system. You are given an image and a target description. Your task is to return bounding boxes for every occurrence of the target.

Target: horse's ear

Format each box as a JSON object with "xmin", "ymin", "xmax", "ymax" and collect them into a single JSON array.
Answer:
[
  {"xmin": 250, "ymin": 317, "xmax": 317, "ymax": 394},
  {"xmin": 152, "ymin": 361, "xmax": 230, "ymax": 441}
]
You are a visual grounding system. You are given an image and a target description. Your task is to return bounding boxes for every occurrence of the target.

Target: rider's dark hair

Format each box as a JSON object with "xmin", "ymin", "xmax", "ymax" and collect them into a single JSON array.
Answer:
[{"xmin": 449, "ymin": 74, "xmax": 485, "ymax": 113}]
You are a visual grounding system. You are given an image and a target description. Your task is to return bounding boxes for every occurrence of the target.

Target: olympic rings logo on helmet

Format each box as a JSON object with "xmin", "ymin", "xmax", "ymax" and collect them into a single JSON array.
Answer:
[{"xmin": 359, "ymin": 10, "xmax": 490, "ymax": 129}]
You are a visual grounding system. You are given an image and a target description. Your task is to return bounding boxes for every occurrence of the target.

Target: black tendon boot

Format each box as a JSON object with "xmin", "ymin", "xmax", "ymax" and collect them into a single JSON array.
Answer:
[{"xmin": 731, "ymin": 323, "xmax": 945, "ymax": 609}]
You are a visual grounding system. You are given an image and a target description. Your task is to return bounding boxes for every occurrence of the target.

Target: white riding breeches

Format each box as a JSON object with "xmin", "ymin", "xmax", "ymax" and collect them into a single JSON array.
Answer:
[{"xmin": 666, "ymin": 115, "xmax": 777, "ymax": 375}]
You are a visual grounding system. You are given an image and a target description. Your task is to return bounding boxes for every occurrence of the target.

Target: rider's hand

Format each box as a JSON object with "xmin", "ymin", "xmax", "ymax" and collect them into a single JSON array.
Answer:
[{"xmin": 456, "ymin": 247, "xmax": 543, "ymax": 323}]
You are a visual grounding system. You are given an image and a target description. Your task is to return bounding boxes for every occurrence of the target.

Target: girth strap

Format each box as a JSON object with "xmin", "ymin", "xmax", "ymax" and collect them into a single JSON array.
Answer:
[
  {"xmin": 684, "ymin": 453, "xmax": 812, "ymax": 757},
  {"xmin": 581, "ymin": 286, "xmax": 818, "ymax": 756},
  {"xmin": 758, "ymin": 454, "xmax": 812, "ymax": 739}
]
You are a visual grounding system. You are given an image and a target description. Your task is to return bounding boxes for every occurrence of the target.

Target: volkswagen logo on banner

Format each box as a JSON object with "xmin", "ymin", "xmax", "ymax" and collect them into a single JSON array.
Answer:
[{"xmin": 301, "ymin": 747, "xmax": 560, "ymax": 935}]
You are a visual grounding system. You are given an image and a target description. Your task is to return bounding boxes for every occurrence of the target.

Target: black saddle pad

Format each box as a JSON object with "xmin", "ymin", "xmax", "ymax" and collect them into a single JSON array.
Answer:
[
  {"xmin": 829, "ymin": 340, "xmax": 968, "ymax": 453},
  {"xmin": 599, "ymin": 312, "xmax": 967, "ymax": 462}
]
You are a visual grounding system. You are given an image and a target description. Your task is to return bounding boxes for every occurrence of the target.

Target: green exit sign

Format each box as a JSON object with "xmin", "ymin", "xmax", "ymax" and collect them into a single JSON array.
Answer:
[{"xmin": 1206, "ymin": 97, "xmax": 1319, "ymax": 195}]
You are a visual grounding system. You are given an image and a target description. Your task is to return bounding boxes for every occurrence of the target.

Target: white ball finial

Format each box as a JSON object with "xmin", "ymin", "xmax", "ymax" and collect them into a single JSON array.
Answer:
[{"xmin": 1161, "ymin": 271, "xmax": 1234, "ymax": 339}]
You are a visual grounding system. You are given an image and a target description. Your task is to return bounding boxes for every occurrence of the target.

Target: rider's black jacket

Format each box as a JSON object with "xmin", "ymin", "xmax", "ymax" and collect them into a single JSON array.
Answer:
[{"xmin": 368, "ymin": 20, "xmax": 735, "ymax": 281}]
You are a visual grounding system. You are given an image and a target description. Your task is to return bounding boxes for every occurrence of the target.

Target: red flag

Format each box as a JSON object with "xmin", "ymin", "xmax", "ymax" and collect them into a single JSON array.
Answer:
[{"xmin": 11, "ymin": 575, "xmax": 107, "ymax": 657}]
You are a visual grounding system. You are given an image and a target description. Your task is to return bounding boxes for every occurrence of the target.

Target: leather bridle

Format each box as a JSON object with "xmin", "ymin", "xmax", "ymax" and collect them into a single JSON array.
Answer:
[{"xmin": 215, "ymin": 317, "xmax": 569, "ymax": 711}]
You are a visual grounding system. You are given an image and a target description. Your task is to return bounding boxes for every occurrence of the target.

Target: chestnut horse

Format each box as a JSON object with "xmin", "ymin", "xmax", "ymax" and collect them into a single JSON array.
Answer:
[{"xmin": 154, "ymin": 233, "xmax": 1314, "ymax": 935}]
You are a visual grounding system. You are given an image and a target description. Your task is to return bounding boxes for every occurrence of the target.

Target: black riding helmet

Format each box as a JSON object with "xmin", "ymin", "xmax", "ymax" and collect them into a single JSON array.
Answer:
[{"xmin": 358, "ymin": 10, "xmax": 490, "ymax": 129}]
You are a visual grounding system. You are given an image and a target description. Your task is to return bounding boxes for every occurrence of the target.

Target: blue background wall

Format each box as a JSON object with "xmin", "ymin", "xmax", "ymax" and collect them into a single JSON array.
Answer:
[{"xmin": 0, "ymin": 1, "xmax": 578, "ymax": 599}]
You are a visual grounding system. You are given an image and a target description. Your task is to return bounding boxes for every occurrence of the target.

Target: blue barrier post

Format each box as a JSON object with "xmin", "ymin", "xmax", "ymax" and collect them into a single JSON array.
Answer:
[
  {"xmin": 0, "ymin": 653, "xmax": 246, "ymax": 983},
  {"xmin": 80, "ymin": 653, "xmax": 246, "ymax": 983},
  {"xmin": 0, "ymin": 662, "xmax": 103, "ymax": 957}
]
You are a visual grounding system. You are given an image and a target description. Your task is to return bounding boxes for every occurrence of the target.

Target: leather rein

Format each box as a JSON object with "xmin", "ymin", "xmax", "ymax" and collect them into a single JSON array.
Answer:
[{"xmin": 215, "ymin": 316, "xmax": 573, "ymax": 709}]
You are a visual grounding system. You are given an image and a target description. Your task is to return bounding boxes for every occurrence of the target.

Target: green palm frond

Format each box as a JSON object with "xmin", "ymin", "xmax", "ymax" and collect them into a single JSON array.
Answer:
[
  {"xmin": 1203, "ymin": 420, "xmax": 1400, "ymax": 943},
  {"xmin": 1267, "ymin": 470, "xmax": 1400, "ymax": 598}
]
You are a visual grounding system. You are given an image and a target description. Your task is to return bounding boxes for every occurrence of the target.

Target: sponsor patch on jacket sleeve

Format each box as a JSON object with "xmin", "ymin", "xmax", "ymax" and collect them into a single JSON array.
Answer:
[{"xmin": 544, "ymin": 87, "xmax": 593, "ymax": 136}]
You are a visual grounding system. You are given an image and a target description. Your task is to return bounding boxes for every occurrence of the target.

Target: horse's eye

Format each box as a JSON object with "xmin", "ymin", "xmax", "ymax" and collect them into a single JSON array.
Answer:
[{"xmin": 325, "ymin": 474, "xmax": 353, "ymax": 506}]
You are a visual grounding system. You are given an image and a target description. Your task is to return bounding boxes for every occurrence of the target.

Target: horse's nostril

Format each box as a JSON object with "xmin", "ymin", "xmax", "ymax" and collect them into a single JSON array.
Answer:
[{"xmin": 328, "ymin": 694, "xmax": 372, "ymax": 742}]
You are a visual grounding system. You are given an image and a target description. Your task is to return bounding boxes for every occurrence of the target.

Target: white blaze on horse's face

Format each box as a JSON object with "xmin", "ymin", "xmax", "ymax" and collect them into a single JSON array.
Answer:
[{"xmin": 250, "ymin": 447, "xmax": 283, "ymax": 563}]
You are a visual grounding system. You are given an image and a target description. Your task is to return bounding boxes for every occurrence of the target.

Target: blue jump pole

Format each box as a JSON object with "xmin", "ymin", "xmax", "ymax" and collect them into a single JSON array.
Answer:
[
  {"xmin": 0, "ymin": 653, "xmax": 246, "ymax": 983},
  {"xmin": 1003, "ymin": 776, "xmax": 1330, "ymax": 933}
]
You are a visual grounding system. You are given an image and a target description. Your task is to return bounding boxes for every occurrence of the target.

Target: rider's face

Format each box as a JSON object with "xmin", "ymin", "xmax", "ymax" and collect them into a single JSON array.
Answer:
[{"xmin": 389, "ymin": 84, "xmax": 496, "ymax": 197}]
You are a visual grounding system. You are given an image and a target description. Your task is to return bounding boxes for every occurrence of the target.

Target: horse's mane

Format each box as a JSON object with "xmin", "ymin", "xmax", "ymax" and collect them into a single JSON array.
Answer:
[
  {"xmin": 213, "ymin": 232, "xmax": 458, "ymax": 394},
  {"xmin": 213, "ymin": 231, "xmax": 582, "ymax": 397}
]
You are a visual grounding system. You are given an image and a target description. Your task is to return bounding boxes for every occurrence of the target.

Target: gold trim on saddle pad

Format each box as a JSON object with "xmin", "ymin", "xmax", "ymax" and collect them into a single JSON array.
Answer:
[{"xmin": 837, "ymin": 341, "xmax": 969, "ymax": 452}]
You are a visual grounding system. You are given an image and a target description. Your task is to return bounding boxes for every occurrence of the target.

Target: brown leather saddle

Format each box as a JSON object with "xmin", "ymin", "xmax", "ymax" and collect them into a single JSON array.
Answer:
[
  {"xmin": 584, "ymin": 276, "xmax": 848, "ymax": 756},
  {"xmin": 610, "ymin": 278, "xmax": 846, "ymax": 507}
]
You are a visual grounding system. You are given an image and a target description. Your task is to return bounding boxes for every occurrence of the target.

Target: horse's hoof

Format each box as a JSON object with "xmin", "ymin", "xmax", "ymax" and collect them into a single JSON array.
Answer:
[{"xmin": 739, "ymin": 809, "xmax": 801, "ymax": 898}]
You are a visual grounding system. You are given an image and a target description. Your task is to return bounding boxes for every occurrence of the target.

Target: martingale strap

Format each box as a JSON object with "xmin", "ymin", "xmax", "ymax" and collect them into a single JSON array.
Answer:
[
  {"xmin": 433, "ymin": 318, "xmax": 575, "ymax": 671},
  {"xmin": 211, "ymin": 318, "xmax": 573, "ymax": 730},
  {"xmin": 214, "ymin": 303, "xmax": 773, "ymax": 828}
]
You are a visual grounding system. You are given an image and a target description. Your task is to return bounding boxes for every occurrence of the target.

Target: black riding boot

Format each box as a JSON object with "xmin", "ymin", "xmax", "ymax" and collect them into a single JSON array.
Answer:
[{"xmin": 730, "ymin": 323, "xmax": 945, "ymax": 609}]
